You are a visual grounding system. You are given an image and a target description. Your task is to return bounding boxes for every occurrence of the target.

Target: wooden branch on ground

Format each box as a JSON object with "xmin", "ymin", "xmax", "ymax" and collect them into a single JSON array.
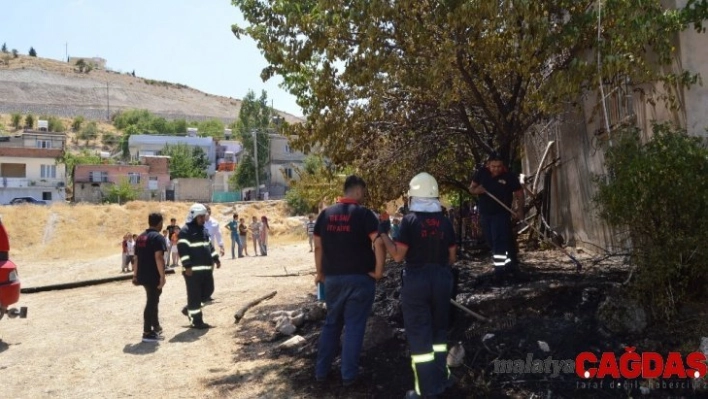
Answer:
[
  {"xmin": 234, "ymin": 290, "xmax": 277, "ymax": 324},
  {"xmin": 253, "ymin": 271, "xmax": 316, "ymax": 278}
]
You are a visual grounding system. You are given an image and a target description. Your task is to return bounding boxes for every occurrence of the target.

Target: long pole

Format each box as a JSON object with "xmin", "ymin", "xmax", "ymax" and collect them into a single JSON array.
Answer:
[
  {"xmin": 482, "ymin": 188, "xmax": 582, "ymax": 272},
  {"xmin": 253, "ymin": 130, "xmax": 259, "ymax": 200}
]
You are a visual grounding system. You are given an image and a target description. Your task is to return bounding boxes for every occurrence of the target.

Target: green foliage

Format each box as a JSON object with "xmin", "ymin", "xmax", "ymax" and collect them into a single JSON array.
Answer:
[
  {"xmin": 78, "ymin": 121, "xmax": 99, "ymax": 142},
  {"xmin": 11, "ymin": 49, "xmax": 18, "ymax": 58},
  {"xmin": 143, "ymin": 79, "xmax": 189, "ymax": 89},
  {"xmin": 1, "ymin": 43, "xmax": 6, "ymax": 53},
  {"xmin": 24, "ymin": 114, "xmax": 34, "ymax": 129},
  {"xmin": 196, "ymin": 119, "xmax": 225, "ymax": 139},
  {"xmin": 58, "ymin": 150, "xmax": 102, "ymax": 187},
  {"xmin": 161, "ymin": 143, "xmax": 209, "ymax": 178},
  {"xmin": 28, "ymin": 47, "xmax": 36, "ymax": 57},
  {"xmin": 284, "ymin": 155, "xmax": 347, "ymax": 215},
  {"xmin": 11, "ymin": 113, "xmax": 22, "ymax": 130},
  {"xmin": 72, "ymin": 116, "xmax": 85, "ymax": 131},
  {"xmin": 232, "ymin": 0, "xmax": 708, "ymax": 205},
  {"xmin": 105, "ymin": 178, "xmax": 141, "ymax": 204},
  {"xmin": 230, "ymin": 90, "xmax": 273, "ymax": 189},
  {"xmin": 45, "ymin": 116, "xmax": 65, "ymax": 132},
  {"xmin": 102, "ymin": 131, "xmax": 120, "ymax": 147},
  {"xmin": 594, "ymin": 124, "xmax": 708, "ymax": 321},
  {"xmin": 112, "ymin": 109, "xmax": 187, "ymax": 134}
]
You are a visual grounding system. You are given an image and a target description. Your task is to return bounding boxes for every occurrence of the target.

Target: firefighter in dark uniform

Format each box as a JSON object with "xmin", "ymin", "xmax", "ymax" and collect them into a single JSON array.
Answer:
[
  {"xmin": 177, "ymin": 203, "xmax": 220, "ymax": 329},
  {"xmin": 379, "ymin": 172, "xmax": 457, "ymax": 399},
  {"xmin": 469, "ymin": 154, "xmax": 524, "ymax": 279}
]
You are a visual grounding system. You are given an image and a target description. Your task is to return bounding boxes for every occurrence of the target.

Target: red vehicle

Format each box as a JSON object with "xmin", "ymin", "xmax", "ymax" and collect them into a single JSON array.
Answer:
[{"xmin": 0, "ymin": 215, "xmax": 27, "ymax": 320}]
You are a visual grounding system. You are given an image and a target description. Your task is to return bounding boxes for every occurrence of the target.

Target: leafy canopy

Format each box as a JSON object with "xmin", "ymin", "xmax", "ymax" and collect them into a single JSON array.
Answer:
[
  {"xmin": 232, "ymin": 0, "xmax": 708, "ymax": 203},
  {"xmin": 230, "ymin": 90, "xmax": 274, "ymax": 189},
  {"xmin": 161, "ymin": 143, "xmax": 209, "ymax": 179}
]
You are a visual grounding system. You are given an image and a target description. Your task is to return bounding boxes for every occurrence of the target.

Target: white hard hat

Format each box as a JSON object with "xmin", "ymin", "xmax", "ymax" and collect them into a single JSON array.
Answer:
[
  {"xmin": 189, "ymin": 203, "xmax": 208, "ymax": 218},
  {"xmin": 408, "ymin": 172, "xmax": 439, "ymax": 198}
]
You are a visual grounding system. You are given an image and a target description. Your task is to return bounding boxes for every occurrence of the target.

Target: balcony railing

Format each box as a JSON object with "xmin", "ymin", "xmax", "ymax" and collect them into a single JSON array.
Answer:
[{"xmin": 0, "ymin": 177, "xmax": 65, "ymax": 188}]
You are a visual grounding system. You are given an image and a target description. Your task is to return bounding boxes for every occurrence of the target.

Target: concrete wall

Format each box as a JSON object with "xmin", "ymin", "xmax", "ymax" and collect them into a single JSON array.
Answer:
[{"xmin": 173, "ymin": 178, "xmax": 212, "ymax": 202}]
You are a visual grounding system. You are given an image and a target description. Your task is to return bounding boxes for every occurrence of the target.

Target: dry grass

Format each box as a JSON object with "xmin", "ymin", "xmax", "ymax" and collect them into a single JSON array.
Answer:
[{"xmin": 1, "ymin": 200, "xmax": 302, "ymax": 261}]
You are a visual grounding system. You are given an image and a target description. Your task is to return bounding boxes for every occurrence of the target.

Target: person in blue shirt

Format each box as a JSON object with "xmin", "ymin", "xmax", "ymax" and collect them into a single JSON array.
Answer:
[{"xmin": 225, "ymin": 213, "xmax": 243, "ymax": 259}]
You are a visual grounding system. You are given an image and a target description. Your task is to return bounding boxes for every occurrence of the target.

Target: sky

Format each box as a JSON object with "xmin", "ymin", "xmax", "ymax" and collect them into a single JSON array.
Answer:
[{"xmin": 1, "ymin": 0, "xmax": 303, "ymax": 117}]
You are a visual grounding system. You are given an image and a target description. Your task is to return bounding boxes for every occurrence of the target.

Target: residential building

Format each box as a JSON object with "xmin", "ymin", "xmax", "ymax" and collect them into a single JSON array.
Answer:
[
  {"xmin": 73, "ymin": 156, "xmax": 171, "ymax": 203},
  {"xmin": 0, "ymin": 130, "xmax": 67, "ymax": 204},
  {"xmin": 128, "ymin": 134, "xmax": 217, "ymax": 175},
  {"xmin": 267, "ymin": 133, "xmax": 306, "ymax": 198}
]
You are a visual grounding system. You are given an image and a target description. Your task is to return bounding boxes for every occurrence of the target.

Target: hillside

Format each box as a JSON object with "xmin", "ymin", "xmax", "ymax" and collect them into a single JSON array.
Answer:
[{"xmin": 0, "ymin": 55, "xmax": 302, "ymax": 124}]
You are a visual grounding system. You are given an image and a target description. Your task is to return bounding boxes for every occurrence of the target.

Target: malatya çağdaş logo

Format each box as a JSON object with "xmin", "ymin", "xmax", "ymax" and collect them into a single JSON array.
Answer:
[{"xmin": 575, "ymin": 347, "xmax": 707, "ymax": 379}]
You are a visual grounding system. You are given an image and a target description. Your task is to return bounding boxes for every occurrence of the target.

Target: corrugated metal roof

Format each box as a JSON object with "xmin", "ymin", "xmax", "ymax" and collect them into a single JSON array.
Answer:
[{"xmin": 128, "ymin": 135, "xmax": 214, "ymax": 146}]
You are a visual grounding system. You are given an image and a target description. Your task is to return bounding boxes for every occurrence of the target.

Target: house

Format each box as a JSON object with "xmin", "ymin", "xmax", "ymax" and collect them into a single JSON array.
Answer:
[
  {"xmin": 0, "ymin": 130, "xmax": 67, "ymax": 204},
  {"xmin": 267, "ymin": 133, "xmax": 306, "ymax": 198},
  {"xmin": 128, "ymin": 135, "xmax": 217, "ymax": 175},
  {"xmin": 521, "ymin": 20, "xmax": 708, "ymax": 254},
  {"xmin": 73, "ymin": 156, "xmax": 171, "ymax": 203}
]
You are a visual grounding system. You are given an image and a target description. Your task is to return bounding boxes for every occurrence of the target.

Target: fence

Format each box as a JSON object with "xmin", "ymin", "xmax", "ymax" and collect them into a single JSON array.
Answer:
[{"xmin": 212, "ymin": 191, "xmax": 241, "ymax": 203}]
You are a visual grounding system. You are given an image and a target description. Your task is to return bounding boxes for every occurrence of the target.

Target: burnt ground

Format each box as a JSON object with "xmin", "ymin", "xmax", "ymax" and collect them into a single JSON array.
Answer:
[{"xmin": 208, "ymin": 247, "xmax": 708, "ymax": 399}]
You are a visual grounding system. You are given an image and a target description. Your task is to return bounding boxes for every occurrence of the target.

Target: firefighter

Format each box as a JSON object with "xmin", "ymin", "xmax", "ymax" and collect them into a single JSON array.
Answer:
[
  {"xmin": 178, "ymin": 203, "xmax": 220, "ymax": 329},
  {"xmin": 468, "ymin": 154, "xmax": 524, "ymax": 279},
  {"xmin": 379, "ymin": 172, "xmax": 457, "ymax": 399}
]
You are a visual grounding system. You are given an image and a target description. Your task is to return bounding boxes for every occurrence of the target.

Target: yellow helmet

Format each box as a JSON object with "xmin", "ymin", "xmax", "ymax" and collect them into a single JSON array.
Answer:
[{"xmin": 408, "ymin": 172, "xmax": 439, "ymax": 198}]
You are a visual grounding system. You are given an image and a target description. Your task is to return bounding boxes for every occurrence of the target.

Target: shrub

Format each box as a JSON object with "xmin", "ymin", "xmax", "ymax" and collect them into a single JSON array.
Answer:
[
  {"xmin": 28, "ymin": 47, "xmax": 36, "ymax": 57},
  {"xmin": 11, "ymin": 113, "xmax": 22, "ymax": 130},
  {"xmin": 594, "ymin": 123, "xmax": 708, "ymax": 321},
  {"xmin": 24, "ymin": 114, "xmax": 34, "ymax": 129},
  {"xmin": 72, "ymin": 116, "xmax": 85, "ymax": 131},
  {"xmin": 47, "ymin": 116, "xmax": 65, "ymax": 132},
  {"xmin": 11, "ymin": 49, "xmax": 18, "ymax": 58},
  {"xmin": 105, "ymin": 178, "xmax": 141, "ymax": 204},
  {"xmin": 285, "ymin": 188, "xmax": 311, "ymax": 215}
]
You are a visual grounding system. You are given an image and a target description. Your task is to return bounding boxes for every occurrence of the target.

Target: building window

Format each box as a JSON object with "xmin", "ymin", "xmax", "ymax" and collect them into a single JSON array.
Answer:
[
  {"xmin": 41, "ymin": 164, "xmax": 57, "ymax": 179},
  {"xmin": 42, "ymin": 192, "xmax": 52, "ymax": 201},
  {"xmin": 284, "ymin": 144, "xmax": 292, "ymax": 153},
  {"xmin": 36, "ymin": 140, "xmax": 52, "ymax": 149},
  {"xmin": 284, "ymin": 168, "xmax": 293, "ymax": 179},
  {"xmin": 90, "ymin": 171, "xmax": 109, "ymax": 183},
  {"xmin": 128, "ymin": 173, "xmax": 141, "ymax": 185},
  {"xmin": 148, "ymin": 176, "xmax": 158, "ymax": 190}
]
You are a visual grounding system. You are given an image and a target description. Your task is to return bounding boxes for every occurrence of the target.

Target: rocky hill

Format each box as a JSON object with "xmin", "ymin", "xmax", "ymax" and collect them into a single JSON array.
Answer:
[{"xmin": 0, "ymin": 55, "xmax": 302, "ymax": 124}]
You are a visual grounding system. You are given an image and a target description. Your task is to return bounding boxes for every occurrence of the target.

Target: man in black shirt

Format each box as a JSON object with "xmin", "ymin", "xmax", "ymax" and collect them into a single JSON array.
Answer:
[
  {"xmin": 469, "ymin": 154, "xmax": 524, "ymax": 278},
  {"xmin": 314, "ymin": 175, "xmax": 385, "ymax": 386},
  {"xmin": 379, "ymin": 172, "xmax": 457, "ymax": 399},
  {"xmin": 133, "ymin": 212, "xmax": 167, "ymax": 343}
]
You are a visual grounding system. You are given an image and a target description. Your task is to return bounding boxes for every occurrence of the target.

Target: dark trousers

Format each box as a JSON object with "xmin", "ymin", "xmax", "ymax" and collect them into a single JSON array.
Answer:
[
  {"xmin": 401, "ymin": 264, "xmax": 453, "ymax": 396},
  {"xmin": 316, "ymin": 274, "xmax": 376, "ymax": 381},
  {"xmin": 480, "ymin": 213, "xmax": 513, "ymax": 274},
  {"xmin": 203, "ymin": 270, "xmax": 215, "ymax": 301},
  {"xmin": 184, "ymin": 271, "xmax": 209, "ymax": 325},
  {"xmin": 143, "ymin": 285, "xmax": 162, "ymax": 333}
]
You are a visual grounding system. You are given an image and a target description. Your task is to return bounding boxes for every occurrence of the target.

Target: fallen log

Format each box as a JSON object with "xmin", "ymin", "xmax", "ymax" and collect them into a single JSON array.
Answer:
[
  {"xmin": 234, "ymin": 290, "xmax": 278, "ymax": 324},
  {"xmin": 21, "ymin": 268, "xmax": 176, "ymax": 293}
]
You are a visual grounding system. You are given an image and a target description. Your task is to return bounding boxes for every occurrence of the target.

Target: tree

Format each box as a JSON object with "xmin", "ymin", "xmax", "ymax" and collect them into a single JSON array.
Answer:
[
  {"xmin": 196, "ymin": 119, "xmax": 225, "ymax": 139},
  {"xmin": 230, "ymin": 90, "xmax": 273, "ymax": 190},
  {"xmin": 161, "ymin": 143, "xmax": 208, "ymax": 178},
  {"xmin": 232, "ymin": 0, "xmax": 708, "ymax": 204},
  {"xmin": 105, "ymin": 178, "xmax": 141, "ymax": 204},
  {"xmin": 11, "ymin": 113, "xmax": 22, "ymax": 130},
  {"xmin": 285, "ymin": 154, "xmax": 349, "ymax": 214},
  {"xmin": 24, "ymin": 114, "xmax": 34, "ymax": 129},
  {"xmin": 57, "ymin": 150, "xmax": 102, "ymax": 188},
  {"xmin": 46, "ymin": 116, "xmax": 65, "ymax": 132},
  {"xmin": 11, "ymin": 49, "xmax": 18, "ymax": 58},
  {"xmin": 72, "ymin": 116, "xmax": 85, "ymax": 131},
  {"xmin": 102, "ymin": 131, "xmax": 120, "ymax": 148},
  {"xmin": 28, "ymin": 47, "xmax": 36, "ymax": 57},
  {"xmin": 1, "ymin": 43, "xmax": 6, "ymax": 53},
  {"xmin": 75, "ymin": 59, "xmax": 86, "ymax": 73},
  {"xmin": 78, "ymin": 121, "xmax": 99, "ymax": 143}
]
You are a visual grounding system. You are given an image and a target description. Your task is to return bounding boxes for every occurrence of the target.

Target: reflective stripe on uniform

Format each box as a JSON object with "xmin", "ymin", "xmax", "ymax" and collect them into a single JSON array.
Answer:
[
  {"xmin": 211, "ymin": 251, "xmax": 219, "ymax": 257},
  {"xmin": 493, "ymin": 254, "xmax": 506, "ymax": 267},
  {"xmin": 411, "ymin": 352, "xmax": 435, "ymax": 394},
  {"xmin": 180, "ymin": 255, "xmax": 190, "ymax": 262},
  {"xmin": 191, "ymin": 265, "xmax": 212, "ymax": 271},
  {"xmin": 187, "ymin": 309, "xmax": 201, "ymax": 315},
  {"xmin": 178, "ymin": 239, "xmax": 210, "ymax": 248},
  {"xmin": 432, "ymin": 344, "xmax": 447, "ymax": 353}
]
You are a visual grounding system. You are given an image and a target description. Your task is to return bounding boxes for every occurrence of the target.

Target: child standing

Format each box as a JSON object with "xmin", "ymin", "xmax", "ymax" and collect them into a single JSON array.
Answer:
[
  {"xmin": 306, "ymin": 215, "xmax": 316, "ymax": 252},
  {"xmin": 238, "ymin": 218, "xmax": 249, "ymax": 256}
]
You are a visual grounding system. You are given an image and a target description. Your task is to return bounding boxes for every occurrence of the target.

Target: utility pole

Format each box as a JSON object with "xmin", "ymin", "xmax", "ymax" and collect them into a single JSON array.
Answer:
[
  {"xmin": 106, "ymin": 82, "xmax": 110, "ymax": 121},
  {"xmin": 65, "ymin": 42, "xmax": 68, "ymax": 62},
  {"xmin": 252, "ymin": 130, "xmax": 259, "ymax": 200}
]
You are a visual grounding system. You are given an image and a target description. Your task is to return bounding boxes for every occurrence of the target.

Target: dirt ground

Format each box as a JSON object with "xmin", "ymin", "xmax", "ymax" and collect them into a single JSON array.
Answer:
[{"xmin": 1, "ymin": 237, "xmax": 318, "ymax": 399}]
